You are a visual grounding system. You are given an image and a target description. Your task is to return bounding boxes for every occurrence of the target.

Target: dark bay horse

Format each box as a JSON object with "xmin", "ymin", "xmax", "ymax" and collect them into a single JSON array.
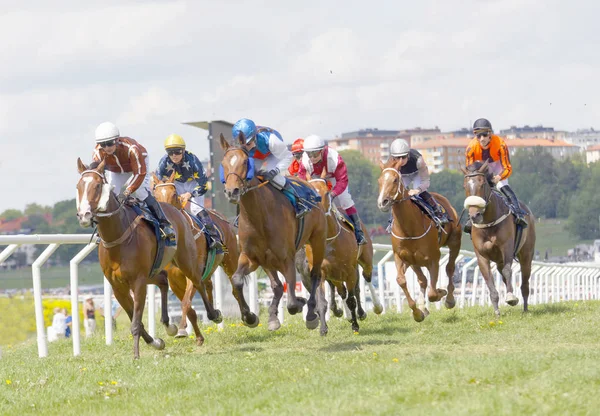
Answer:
[
  {"xmin": 296, "ymin": 176, "xmax": 381, "ymax": 335},
  {"xmin": 219, "ymin": 133, "xmax": 327, "ymax": 331},
  {"xmin": 462, "ymin": 161, "xmax": 536, "ymax": 316},
  {"xmin": 152, "ymin": 172, "xmax": 255, "ymax": 344},
  {"xmin": 377, "ymin": 158, "xmax": 462, "ymax": 322},
  {"xmin": 76, "ymin": 159, "xmax": 222, "ymax": 358}
]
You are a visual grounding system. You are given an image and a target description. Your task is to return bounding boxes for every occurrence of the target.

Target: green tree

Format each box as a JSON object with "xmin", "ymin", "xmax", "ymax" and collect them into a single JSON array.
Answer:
[
  {"xmin": 24, "ymin": 203, "xmax": 51, "ymax": 216},
  {"xmin": 430, "ymin": 170, "xmax": 465, "ymax": 216},
  {"xmin": 0, "ymin": 209, "xmax": 23, "ymax": 221}
]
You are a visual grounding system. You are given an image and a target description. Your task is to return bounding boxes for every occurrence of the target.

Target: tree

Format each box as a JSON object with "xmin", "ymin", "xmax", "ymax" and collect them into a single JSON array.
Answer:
[
  {"xmin": 0, "ymin": 209, "xmax": 23, "ymax": 221},
  {"xmin": 24, "ymin": 203, "xmax": 51, "ymax": 216},
  {"xmin": 430, "ymin": 170, "xmax": 465, "ymax": 217}
]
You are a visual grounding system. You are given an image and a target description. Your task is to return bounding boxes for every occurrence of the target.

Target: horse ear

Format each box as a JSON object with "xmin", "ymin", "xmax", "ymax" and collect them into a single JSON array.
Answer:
[
  {"xmin": 305, "ymin": 172, "xmax": 311, "ymax": 181},
  {"xmin": 219, "ymin": 133, "xmax": 230, "ymax": 151},
  {"xmin": 96, "ymin": 159, "xmax": 106, "ymax": 174},
  {"xmin": 459, "ymin": 162, "xmax": 468, "ymax": 175},
  {"xmin": 379, "ymin": 160, "xmax": 385, "ymax": 171},
  {"xmin": 77, "ymin": 158, "xmax": 88, "ymax": 174},
  {"xmin": 237, "ymin": 131, "xmax": 245, "ymax": 145},
  {"xmin": 479, "ymin": 159, "xmax": 489, "ymax": 173},
  {"xmin": 151, "ymin": 172, "xmax": 159, "ymax": 188},
  {"xmin": 168, "ymin": 170, "xmax": 176, "ymax": 182}
]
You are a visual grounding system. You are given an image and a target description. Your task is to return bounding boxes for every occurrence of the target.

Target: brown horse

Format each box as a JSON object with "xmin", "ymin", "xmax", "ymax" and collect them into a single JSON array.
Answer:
[
  {"xmin": 219, "ymin": 133, "xmax": 327, "ymax": 331},
  {"xmin": 377, "ymin": 158, "xmax": 462, "ymax": 322},
  {"xmin": 76, "ymin": 158, "xmax": 222, "ymax": 358},
  {"xmin": 152, "ymin": 172, "xmax": 256, "ymax": 343},
  {"xmin": 296, "ymin": 175, "xmax": 381, "ymax": 335},
  {"xmin": 461, "ymin": 161, "xmax": 536, "ymax": 316}
]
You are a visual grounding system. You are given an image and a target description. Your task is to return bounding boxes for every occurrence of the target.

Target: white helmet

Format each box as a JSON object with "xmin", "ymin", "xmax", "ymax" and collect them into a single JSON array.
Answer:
[
  {"xmin": 95, "ymin": 122, "xmax": 120, "ymax": 143},
  {"xmin": 390, "ymin": 138, "xmax": 410, "ymax": 157},
  {"xmin": 303, "ymin": 134, "xmax": 325, "ymax": 152}
]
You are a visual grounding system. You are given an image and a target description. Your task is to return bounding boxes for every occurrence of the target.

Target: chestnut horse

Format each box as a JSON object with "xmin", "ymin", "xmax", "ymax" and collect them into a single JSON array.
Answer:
[
  {"xmin": 76, "ymin": 159, "xmax": 222, "ymax": 358},
  {"xmin": 462, "ymin": 161, "xmax": 536, "ymax": 316},
  {"xmin": 220, "ymin": 133, "xmax": 327, "ymax": 331},
  {"xmin": 152, "ymin": 172, "xmax": 255, "ymax": 344},
  {"xmin": 377, "ymin": 158, "xmax": 462, "ymax": 322},
  {"xmin": 296, "ymin": 176, "xmax": 381, "ymax": 335}
]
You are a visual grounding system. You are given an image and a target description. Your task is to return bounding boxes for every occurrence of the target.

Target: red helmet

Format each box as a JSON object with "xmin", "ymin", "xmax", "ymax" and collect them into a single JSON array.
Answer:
[{"xmin": 291, "ymin": 138, "xmax": 304, "ymax": 154}]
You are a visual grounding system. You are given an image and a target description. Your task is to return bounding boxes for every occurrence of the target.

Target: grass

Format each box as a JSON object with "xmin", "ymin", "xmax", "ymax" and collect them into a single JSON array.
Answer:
[{"xmin": 2, "ymin": 301, "xmax": 600, "ymax": 415}]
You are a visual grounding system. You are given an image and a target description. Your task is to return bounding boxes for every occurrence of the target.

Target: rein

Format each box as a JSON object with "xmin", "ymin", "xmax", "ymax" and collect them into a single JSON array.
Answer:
[
  {"xmin": 222, "ymin": 147, "xmax": 269, "ymax": 195},
  {"xmin": 464, "ymin": 170, "xmax": 510, "ymax": 229}
]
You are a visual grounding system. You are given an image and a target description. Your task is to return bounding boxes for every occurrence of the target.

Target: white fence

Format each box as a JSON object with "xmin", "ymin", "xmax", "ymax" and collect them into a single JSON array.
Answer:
[{"xmin": 1, "ymin": 235, "xmax": 600, "ymax": 358}]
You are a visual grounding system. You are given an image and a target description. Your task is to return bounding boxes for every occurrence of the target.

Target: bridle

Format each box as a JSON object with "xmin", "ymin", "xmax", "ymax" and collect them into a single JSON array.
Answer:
[
  {"xmin": 222, "ymin": 147, "xmax": 268, "ymax": 195},
  {"xmin": 79, "ymin": 170, "xmax": 124, "ymax": 219},
  {"xmin": 463, "ymin": 171, "xmax": 492, "ymax": 211},
  {"xmin": 463, "ymin": 170, "xmax": 510, "ymax": 228},
  {"xmin": 381, "ymin": 168, "xmax": 412, "ymax": 204}
]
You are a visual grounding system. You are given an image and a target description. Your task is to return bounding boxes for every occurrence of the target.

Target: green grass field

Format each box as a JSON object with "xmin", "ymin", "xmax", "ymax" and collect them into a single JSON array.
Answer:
[{"xmin": 1, "ymin": 301, "xmax": 600, "ymax": 415}]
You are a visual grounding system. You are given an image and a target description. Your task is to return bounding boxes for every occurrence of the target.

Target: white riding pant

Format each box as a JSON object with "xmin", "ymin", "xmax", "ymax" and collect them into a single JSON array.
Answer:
[
  {"xmin": 261, "ymin": 155, "xmax": 286, "ymax": 189},
  {"xmin": 106, "ymin": 156, "xmax": 151, "ymax": 199},
  {"xmin": 173, "ymin": 181, "xmax": 206, "ymax": 216},
  {"xmin": 487, "ymin": 160, "xmax": 509, "ymax": 189},
  {"xmin": 401, "ymin": 171, "xmax": 424, "ymax": 191}
]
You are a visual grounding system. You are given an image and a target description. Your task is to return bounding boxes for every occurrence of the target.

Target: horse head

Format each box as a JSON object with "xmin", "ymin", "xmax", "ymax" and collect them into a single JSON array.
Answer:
[
  {"xmin": 461, "ymin": 160, "xmax": 492, "ymax": 224},
  {"xmin": 307, "ymin": 170, "xmax": 332, "ymax": 215},
  {"xmin": 219, "ymin": 132, "xmax": 255, "ymax": 203},
  {"xmin": 152, "ymin": 171, "xmax": 181, "ymax": 208},
  {"xmin": 76, "ymin": 158, "xmax": 114, "ymax": 227},
  {"xmin": 376, "ymin": 158, "xmax": 408, "ymax": 212}
]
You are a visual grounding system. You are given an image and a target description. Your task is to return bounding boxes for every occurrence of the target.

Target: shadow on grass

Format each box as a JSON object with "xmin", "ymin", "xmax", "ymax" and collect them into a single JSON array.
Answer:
[
  {"xmin": 529, "ymin": 304, "xmax": 572, "ymax": 316},
  {"xmin": 318, "ymin": 338, "xmax": 403, "ymax": 352}
]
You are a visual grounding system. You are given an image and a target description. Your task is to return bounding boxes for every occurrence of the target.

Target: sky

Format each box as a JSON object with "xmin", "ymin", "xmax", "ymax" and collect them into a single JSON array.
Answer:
[{"xmin": 1, "ymin": 0, "xmax": 600, "ymax": 213}]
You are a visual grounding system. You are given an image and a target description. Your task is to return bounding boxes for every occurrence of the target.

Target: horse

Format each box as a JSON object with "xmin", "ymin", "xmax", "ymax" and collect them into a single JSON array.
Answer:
[
  {"xmin": 219, "ymin": 132, "xmax": 327, "ymax": 331},
  {"xmin": 76, "ymin": 158, "xmax": 222, "ymax": 358},
  {"xmin": 295, "ymin": 173, "xmax": 382, "ymax": 335},
  {"xmin": 151, "ymin": 172, "xmax": 255, "ymax": 343},
  {"xmin": 461, "ymin": 160, "xmax": 536, "ymax": 316},
  {"xmin": 377, "ymin": 158, "xmax": 462, "ymax": 322}
]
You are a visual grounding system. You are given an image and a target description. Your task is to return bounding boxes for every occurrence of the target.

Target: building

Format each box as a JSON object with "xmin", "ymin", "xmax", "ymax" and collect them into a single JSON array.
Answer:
[
  {"xmin": 507, "ymin": 138, "xmax": 580, "ymax": 160},
  {"xmin": 586, "ymin": 144, "xmax": 600, "ymax": 165},
  {"xmin": 564, "ymin": 129, "xmax": 600, "ymax": 149},
  {"xmin": 328, "ymin": 127, "xmax": 442, "ymax": 164},
  {"xmin": 499, "ymin": 125, "xmax": 567, "ymax": 140},
  {"xmin": 412, "ymin": 138, "xmax": 471, "ymax": 172}
]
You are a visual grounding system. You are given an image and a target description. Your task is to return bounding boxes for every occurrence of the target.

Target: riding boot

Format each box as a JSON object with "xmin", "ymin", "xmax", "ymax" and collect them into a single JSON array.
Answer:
[
  {"xmin": 386, "ymin": 212, "xmax": 393, "ymax": 234},
  {"xmin": 421, "ymin": 192, "xmax": 450, "ymax": 225},
  {"xmin": 144, "ymin": 194, "xmax": 176, "ymax": 241},
  {"xmin": 500, "ymin": 185, "xmax": 528, "ymax": 228},
  {"xmin": 348, "ymin": 213, "xmax": 367, "ymax": 245},
  {"xmin": 283, "ymin": 181, "xmax": 310, "ymax": 218},
  {"xmin": 196, "ymin": 209, "xmax": 225, "ymax": 253}
]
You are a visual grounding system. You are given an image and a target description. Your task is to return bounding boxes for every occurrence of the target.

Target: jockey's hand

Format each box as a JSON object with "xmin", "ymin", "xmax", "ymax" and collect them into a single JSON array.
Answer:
[
  {"xmin": 330, "ymin": 191, "xmax": 337, "ymax": 199},
  {"xmin": 408, "ymin": 189, "xmax": 420, "ymax": 196},
  {"xmin": 492, "ymin": 175, "xmax": 502, "ymax": 184},
  {"xmin": 257, "ymin": 168, "xmax": 279, "ymax": 181},
  {"xmin": 117, "ymin": 191, "xmax": 131, "ymax": 204},
  {"xmin": 181, "ymin": 192, "xmax": 192, "ymax": 201}
]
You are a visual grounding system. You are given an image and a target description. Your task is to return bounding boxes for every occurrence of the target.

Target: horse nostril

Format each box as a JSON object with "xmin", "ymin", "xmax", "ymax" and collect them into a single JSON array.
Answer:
[
  {"xmin": 382, "ymin": 199, "xmax": 389, "ymax": 206},
  {"xmin": 232, "ymin": 188, "xmax": 240, "ymax": 197}
]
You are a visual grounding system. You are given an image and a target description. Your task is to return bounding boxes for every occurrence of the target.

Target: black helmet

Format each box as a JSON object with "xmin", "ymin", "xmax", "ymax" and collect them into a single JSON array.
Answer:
[{"xmin": 473, "ymin": 118, "xmax": 492, "ymax": 132}]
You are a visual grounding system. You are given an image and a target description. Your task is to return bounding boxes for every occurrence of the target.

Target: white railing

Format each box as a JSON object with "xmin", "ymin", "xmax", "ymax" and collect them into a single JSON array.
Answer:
[{"xmin": 2, "ymin": 234, "xmax": 600, "ymax": 358}]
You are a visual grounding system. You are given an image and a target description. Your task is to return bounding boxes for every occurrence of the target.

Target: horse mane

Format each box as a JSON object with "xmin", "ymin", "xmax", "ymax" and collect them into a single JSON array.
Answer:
[{"xmin": 466, "ymin": 161, "xmax": 494, "ymax": 184}]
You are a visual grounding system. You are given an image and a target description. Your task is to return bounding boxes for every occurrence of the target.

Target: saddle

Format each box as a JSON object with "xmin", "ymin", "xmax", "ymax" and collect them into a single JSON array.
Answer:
[
  {"xmin": 285, "ymin": 177, "xmax": 322, "ymax": 211},
  {"xmin": 188, "ymin": 211, "xmax": 227, "ymax": 255}
]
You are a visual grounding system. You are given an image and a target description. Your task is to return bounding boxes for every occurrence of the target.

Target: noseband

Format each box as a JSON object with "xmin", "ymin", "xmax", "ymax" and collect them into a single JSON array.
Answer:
[{"xmin": 381, "ymin": 168, "xmax": 411, "ymax": 204}]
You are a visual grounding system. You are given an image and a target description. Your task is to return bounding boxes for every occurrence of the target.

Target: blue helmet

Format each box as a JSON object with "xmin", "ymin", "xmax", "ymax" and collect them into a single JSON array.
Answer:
[{"xmin": 232, "ymin": 118, "xmax": 257, "ymax": 143}]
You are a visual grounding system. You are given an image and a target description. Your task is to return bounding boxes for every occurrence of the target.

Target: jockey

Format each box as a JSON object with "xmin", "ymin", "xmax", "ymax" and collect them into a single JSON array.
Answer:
[
  {"xmin": 287, "ymin": 138, "xmax": 304, "ymax": 177},
  {"xmin": 298, "ymin": 134, "xmax": 367, "ymax": 245},
  {"xmin": 388, "ymin": 138, "xmax": 450, "ymax": 229},
  {"xmin": 232, "ymin": 118, "xmax": 310, "ymax": 218},
  {"xmin": 465, "ymin": 118, "xmax": 528, "ymax": 232},
  {"xmin": 155, "ymin": 134, "xmax": 224, "ymax": 251},
  {"xmin": 91, "ymin": 122, "xmax": 175, "ymax": 240}
]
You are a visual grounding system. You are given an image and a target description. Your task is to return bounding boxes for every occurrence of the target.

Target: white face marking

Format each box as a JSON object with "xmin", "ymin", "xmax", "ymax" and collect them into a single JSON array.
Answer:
[
  {"xmin": 78, "ymin": 177, "xmax": 93, "ymax": 216},
  {"xmin": 230, "ymin": 154, "xmax": 238, "ymax": 167},
  {"xmin": 161, "ymin": 188, "xmax": 168, "ymax": 200},
  {"xmin": 468, "ymin": 178, "xmax": 476, "ymax": 195}
]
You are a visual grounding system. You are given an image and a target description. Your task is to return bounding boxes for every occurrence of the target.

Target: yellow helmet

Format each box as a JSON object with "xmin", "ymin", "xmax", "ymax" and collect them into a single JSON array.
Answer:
[{"xmin": 164, "ymin": 134, "xmax": 186, "ymax": 149}]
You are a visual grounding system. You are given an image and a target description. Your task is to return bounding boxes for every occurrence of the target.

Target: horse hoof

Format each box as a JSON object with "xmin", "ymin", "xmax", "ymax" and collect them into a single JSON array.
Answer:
[
  {"xmin": 373, "ymin": 304, "xmax": 384, "ymax": 315},
  {"xmin": 242, "ymin": 313, "xmax": 259, "ymax": 328},
  {"xmin": 165, "ymin": 324, "xmax": 178, "ymax": 337},
  {"xmin": 268, "ymin": 319, "xmax": 281, "ymax": 331},
  {"xmin": 358, "ymin": 311, "xmax": 367, "ymax": 321},
  {"xmin": 175, "ymin": 329, "xmax": 188, "ymax": 338},
  {"xmin": 332, "ymin": 309, "xmax": 343, "ymax": 318},
  {"xmin": 320, "ymin": 327, "xmax": 328, "ymax": 337},
  {"xmin": 413, "ymin": 310, "xmax": 425, "ymax": 322},
  {"xmin": 422, "ymin": 308, "xmax": 430, "ymax": 317},
  {"xmin": 152, "ymin": 338, "xmax": 165, "ymax": 350},
  {"xmin": 445, "ymin": 299, "xmax": 456, "ymax": 309},
  {"xmin": 196, "ymin": 338, "xmax": 205, "ymax": 347},
  {"xmin": 306, "ymin": 317, "xmax": 319, "ymax": 330},
  {"xmin": 211, "ymin": 310, "xmax": 223, "ymax": 324},
  {"xmin": 351, "ymin": 323, "xmax": 360, "ymax": 333},
  {"xmin": 506, "ymin": 293, "xmax": 519, "ymax": 306}
]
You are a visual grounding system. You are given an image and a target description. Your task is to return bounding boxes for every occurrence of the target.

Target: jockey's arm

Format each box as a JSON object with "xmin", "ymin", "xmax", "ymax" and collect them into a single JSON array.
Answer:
[
  {"xmin": 297, "ymin": 159, "xmax": 308, "ymax": 179},
  {"xmin": 416, "ymin": 157, "xmax": 431, "ymax": 192},
  {"xmin": 465, "ymin": 144, "xmax": 475, "ymax": 167},
  {"xmin": 331, "ymin": 157, "xmax": 349, "ymax": 197},
  {"xmin": 498, "ymin": 141, "xmax": 512, "ymax": 180},
  {"xmin": 268, "ymin": 134, "xmax": 293, "ymax": 174},
  {"xmin": 190, "ymin": 153, "xmax": 209, "ymax": 197},
  {"xmin": 125, "ymin": 146, "xmax": 147, "ymax": 194},
  {"xmin": 155, "ymin": 155, "xmax": 169, "ymax": 181}
]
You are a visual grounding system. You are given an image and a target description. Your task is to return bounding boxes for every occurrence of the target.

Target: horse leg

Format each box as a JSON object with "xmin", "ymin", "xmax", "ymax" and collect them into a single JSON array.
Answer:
[
  {"xmin": 444, "ymin": 239, "xmax": 461, "ymax": 309},
  {"xmin": 478, "ymin": 257, "xmax": 501, "ymax": 317},
  {"xmin": 170, "ymin": 276, "xmax": 204, "ymax": 345},
  {"xmin": 154, "ymin": 270, "xmax": 177, "ymax": 336},
  {"xmin": 500, "ymin": 259, "xmax": 519, "ymax": 306},
  {"xmin": 427, "ymin": 259, "xmax": 447, "ymax": 302},
  {"xmin": 231, "ymin": 253, "xmax": 259, "ymax": 328},
  {"xmin": 265, "ymin": 268, "xmax": 284, "ymax": 331},
  {"xmin": 328, "ymin": 280, "xmax": 343, "ymax": 317},
  {"xmin": 361, "ymin": 266, "xmax": 383, "ymax": 315},
  {"xmin": 304, "ymin": 231, "xmax": 326, "ymax": 329},
  {"xmin": 394, "ymin": 255, "xmax": 423, "ymax": 322},
  {"xmin": 132, "ymin": 277, "xmax": 164, "ymax": 359},
  {"xmin": 317, "ymin": 280, "xmax": 329, "ymax": 336},
  {"xmin": 176, "ymin": 279, "xmax": 196, "ymax": 338},
  {"xmin": 354, "ymin": 269, "xmax": 367, "ymax": 321},
  {"xmin": 519, "ymin": 256, "xmax": 533, "ymax": 313},
  {"xmin": 345, "ymin": 275, "xmax": 360, "ymax": 333},
  {"xmin": 412, "ymin": 266, "xmax": 431, "ymax": 318}
]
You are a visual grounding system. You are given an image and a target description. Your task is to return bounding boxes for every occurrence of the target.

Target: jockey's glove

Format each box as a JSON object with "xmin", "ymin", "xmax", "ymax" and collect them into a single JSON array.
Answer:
[{"xmin": 257, "ymin": 168, "xmax": 279, "ymax": 181}]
